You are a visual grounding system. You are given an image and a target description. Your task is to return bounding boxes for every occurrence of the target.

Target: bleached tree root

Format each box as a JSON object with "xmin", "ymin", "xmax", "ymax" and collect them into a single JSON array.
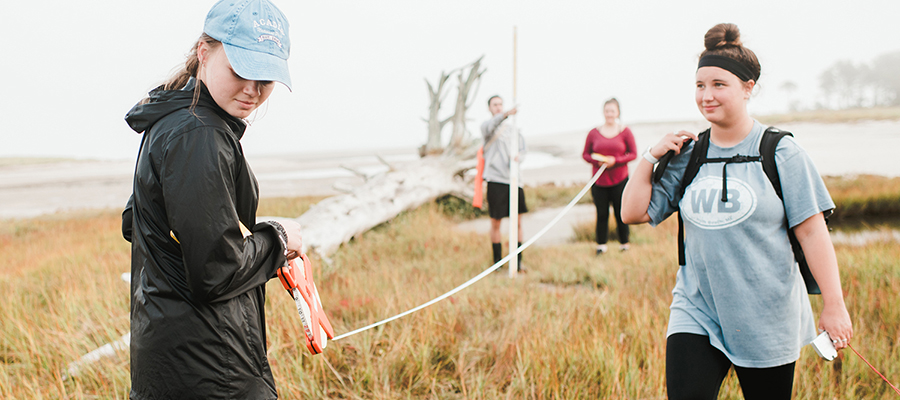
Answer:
[
  {"xmin": 63, "ymin": 333, "xmax": 130, "ymax": 379},
  {"xmin": 297, "ymin": 155, "xmax": 475, "ymax": 257}
]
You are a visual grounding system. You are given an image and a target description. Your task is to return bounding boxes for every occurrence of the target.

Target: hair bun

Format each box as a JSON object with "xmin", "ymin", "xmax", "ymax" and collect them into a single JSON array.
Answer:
[{"xmin": 704, "ymin": 23, "xmax": 742, "ymax": 50}]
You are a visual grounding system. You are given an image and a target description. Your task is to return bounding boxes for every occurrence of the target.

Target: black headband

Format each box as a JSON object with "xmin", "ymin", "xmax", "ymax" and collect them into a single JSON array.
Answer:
[{"xmin": 698, "ymin": 54, "xmax": 758, "ymax": 82}]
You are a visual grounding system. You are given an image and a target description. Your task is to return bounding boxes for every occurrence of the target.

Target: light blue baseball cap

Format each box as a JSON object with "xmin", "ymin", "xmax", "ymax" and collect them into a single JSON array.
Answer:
[{"xmin": 204, "ymin": 0, "xmax": 292, "ymax": 91}]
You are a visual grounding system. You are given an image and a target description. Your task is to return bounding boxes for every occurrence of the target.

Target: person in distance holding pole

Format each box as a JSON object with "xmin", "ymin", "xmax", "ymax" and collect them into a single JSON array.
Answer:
[{"xmin": 481, "ymin": 95, "xmax": 528, "ymax": 271}]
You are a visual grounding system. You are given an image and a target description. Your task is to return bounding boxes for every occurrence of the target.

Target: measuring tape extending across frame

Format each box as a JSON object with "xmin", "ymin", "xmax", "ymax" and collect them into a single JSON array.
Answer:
[{"xmin": 331, "ymin": 165, "xmax": 608, "ymax": 341}]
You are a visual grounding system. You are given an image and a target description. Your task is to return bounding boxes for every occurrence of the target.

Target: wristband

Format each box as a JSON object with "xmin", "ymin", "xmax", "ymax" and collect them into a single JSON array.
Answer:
[{"xmin": 642, "ymin": 145, "xmax": 660, "ymax": 165}]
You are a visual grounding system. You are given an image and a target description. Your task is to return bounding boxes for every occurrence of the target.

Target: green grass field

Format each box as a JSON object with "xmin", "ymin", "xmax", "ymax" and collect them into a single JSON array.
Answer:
[{"xmin": 1, "ymin": 179, "xmax": 899, "ymax": 399}]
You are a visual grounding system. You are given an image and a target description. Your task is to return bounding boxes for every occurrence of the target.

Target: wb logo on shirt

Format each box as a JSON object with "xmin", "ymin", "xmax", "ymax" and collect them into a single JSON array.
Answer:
[{"xmin": 682, "ymin": 176, "xmax": 758, "ymax": 229}]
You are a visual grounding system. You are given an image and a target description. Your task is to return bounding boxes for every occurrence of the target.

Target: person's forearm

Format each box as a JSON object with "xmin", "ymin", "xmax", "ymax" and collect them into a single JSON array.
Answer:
[
  {"xmin": 795, "ymin": 211, "xmax": 853, "ymax": 347},
  {"xmin": 621, "ymin": 158, "xmax": 654, "ymax": 224},
  {"xmin": 582, "ymin": 134, "xmax": 596, "ymax": 164},
  {"xmin": 795, "ymin": 213, "xmax": 846, "ymax": 307},
  {"xmin": 621, "ymin": 130, "xmax": 695, "ymax": 225},
  {"xmin": 482, "ymin": 113, "xmax": 507, "ymax": 139}
]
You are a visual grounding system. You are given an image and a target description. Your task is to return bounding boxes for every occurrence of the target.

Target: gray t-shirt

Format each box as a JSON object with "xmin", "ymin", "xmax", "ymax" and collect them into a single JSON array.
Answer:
[
  {"xmin": 647, "ymin": 120, "xmax": 834, "ymax": 368},
  {"xmin": 481, "ymin": 113, "xmax": 526, "ymax": 186}
]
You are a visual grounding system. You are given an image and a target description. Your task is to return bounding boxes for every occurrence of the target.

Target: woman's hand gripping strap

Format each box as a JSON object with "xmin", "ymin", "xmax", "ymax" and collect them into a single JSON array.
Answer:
[{"xmin": 277, "ymin": 254, "xmax": 335, "ymax": 354}]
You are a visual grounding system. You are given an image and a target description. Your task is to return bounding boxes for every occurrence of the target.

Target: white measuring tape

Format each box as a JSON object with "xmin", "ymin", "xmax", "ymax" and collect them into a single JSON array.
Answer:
[{"xmin": 332, "ymin": 164, "xmax": 607, "ymax": 341}]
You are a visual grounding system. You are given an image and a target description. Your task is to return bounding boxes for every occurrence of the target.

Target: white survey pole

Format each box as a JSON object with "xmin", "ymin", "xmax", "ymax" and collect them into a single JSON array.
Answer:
[{"xmin": 508, "ymin": 26, "xmax": 518, "ymax": 278}]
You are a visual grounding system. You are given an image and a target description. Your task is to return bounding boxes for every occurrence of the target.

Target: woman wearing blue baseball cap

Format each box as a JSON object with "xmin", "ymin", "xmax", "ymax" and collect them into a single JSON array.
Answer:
[{"xmin": 122, "ymin": 1, "xmax": 297, "ymax": 398}]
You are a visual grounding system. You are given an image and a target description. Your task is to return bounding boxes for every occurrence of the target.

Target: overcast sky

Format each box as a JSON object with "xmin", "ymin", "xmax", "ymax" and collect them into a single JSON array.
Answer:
[{"xmin": 2, "ymin": 0, "xmax": 898, "ymax": 160}]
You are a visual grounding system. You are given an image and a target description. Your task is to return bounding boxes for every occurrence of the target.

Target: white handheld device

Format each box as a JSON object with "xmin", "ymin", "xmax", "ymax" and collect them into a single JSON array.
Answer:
[{"xmin": 811, "ymin": 331, "xmax": 837, "ymax": 361}]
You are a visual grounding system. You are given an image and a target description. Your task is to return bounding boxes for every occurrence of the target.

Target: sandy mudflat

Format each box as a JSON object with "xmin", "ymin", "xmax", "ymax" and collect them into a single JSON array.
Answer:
[{"xmin": 1, "ymin": 120, "xmax": 898, "ymax": 220}]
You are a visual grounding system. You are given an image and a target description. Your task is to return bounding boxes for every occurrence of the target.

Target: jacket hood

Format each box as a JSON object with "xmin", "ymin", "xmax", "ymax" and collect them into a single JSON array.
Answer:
[{"xmin": 124, "ymin": 78, "xmax": 246, "ymax": 136}]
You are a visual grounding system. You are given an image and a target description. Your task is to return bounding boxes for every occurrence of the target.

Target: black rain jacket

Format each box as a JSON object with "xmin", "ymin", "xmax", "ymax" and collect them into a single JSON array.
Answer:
[{"xmin": 122, "ymin": 79, "xmax": 285, "ymax": 400}]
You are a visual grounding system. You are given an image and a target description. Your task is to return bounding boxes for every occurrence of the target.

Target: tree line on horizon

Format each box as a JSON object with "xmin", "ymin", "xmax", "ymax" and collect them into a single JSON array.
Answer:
[{"xmin": 816, "ymin": 50, "xmax": 900, "ymax": 109}]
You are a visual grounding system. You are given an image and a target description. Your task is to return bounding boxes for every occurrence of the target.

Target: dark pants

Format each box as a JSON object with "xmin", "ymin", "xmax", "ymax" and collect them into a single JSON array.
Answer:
[
  {"xmin": 666, "ymin": 333, "xmax": 796, "ymax": 400},
  {"xmin": 590, "ymin": 179, "xmax": 629, "ymax": 245}
]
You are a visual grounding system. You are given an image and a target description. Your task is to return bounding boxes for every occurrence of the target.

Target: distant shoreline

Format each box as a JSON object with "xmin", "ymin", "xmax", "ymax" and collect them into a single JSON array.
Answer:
[
  {"xmin": 2, "ymin": 118, "xmax": 898, "ymax": 220},
  {"xmin": 3, "ymin": 107, "xmax": 897, "ymax": 164},
  {"xmin": 754, "ymin": 106, "xmax": 900, "ymax": 125}
]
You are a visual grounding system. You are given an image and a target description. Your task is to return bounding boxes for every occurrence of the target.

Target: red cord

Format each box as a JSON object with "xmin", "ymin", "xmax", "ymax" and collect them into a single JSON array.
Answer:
[{"xmin": 848, "ymin": 343, "xmax": 900, "ymax": 396}]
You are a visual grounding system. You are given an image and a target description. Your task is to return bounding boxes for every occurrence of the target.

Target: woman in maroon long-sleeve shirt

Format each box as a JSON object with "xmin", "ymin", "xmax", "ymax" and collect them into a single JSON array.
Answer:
[{"xmin": 582, "ymin": 98, "xmax": 637, "ymax": 254}]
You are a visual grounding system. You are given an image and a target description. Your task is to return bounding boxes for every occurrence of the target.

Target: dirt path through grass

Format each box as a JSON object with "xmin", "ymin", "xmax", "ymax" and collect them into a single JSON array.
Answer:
[{"xmin": 454, "ymin": 204, "xmax": 595, "ymax": 247}]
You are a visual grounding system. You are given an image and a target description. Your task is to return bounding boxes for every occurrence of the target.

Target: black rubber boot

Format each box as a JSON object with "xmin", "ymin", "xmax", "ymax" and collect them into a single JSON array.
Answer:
[{"xmin": 492, "ymin": 242, "xmax": 502, "ymax": 264}]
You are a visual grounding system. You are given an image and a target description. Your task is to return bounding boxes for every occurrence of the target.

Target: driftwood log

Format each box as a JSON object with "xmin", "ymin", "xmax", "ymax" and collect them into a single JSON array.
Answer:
[
  {"xmin": 298, "ymin": 154, "xmax": 475, "ymax": 257},
  {"xmin": 447, "ymin": 57, "xmax": 484, "ymax": 152},
  {"xmin": 423, "ymin": 71, "xmax": 453, "ymax": 155},
  {"xmin": 298, "ymin": 56, "xmax": 485, "ymax": 258}
]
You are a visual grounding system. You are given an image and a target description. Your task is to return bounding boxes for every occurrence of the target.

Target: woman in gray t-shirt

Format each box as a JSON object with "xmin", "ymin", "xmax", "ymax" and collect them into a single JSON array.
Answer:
[{"xmin": 621, "ymin": 23, "xmax": 853, "ymax": 400}]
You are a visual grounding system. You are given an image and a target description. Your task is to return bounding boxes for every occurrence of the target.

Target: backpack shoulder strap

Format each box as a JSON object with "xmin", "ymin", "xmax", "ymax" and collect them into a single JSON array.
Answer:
[
  {"xmin": 676, "ymin": 129, "xmax": 711, "ymax": 265},
  {"xmin": 759, "ymin": 127, "xmax": 793, "ymax": 201},
  {"xmin": 679, "ymin": 129, "xmax": 711, "ymax": 198},
  {"xmin": 759, "ymin": 126, "xmax": 821, "ymax": 294},
  {"xmin": 653, "ymin": 129, "xmax": 709, "ymax": 184}
]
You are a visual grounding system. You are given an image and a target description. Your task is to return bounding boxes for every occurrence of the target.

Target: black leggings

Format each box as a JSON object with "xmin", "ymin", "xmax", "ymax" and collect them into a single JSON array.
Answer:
[
  {"xmin": 666, "ymin": 333, "xmax": 795, "ymax": 400},
  {"xmin": 590, "ymin": 179, "xmax": 629, "ymax": 245}
]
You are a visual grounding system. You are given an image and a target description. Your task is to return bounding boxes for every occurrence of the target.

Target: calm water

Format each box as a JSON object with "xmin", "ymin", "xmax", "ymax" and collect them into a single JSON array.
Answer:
[{"xmin": 829, "ymin": 216, "xmax": 900, "ymax": 245}]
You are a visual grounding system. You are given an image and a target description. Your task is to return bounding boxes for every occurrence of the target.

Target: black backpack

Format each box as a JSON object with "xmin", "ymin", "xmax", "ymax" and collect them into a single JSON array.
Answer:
[{"xmin": 654, "ymin": 127, "xmax": 823, "ymax": 295}]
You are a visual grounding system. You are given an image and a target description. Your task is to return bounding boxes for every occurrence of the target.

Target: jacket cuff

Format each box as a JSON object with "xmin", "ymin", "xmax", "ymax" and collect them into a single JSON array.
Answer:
[
  {"xmin": 266, "ymin": 221, "xmax": 289, "ymax": 256},
  {"xmin": 258, "ymin": 221, "xmax": 289, "ymax": 279}
]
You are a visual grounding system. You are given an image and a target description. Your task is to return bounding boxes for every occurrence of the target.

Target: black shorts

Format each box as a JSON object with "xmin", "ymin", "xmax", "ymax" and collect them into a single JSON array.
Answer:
[{"xmin": 486, "ymin": 182, "xmax": 528, "ymax": 220}]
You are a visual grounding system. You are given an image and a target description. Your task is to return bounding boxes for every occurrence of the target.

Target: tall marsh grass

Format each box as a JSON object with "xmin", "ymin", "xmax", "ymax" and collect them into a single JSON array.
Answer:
[
  {"xmin": 824, "ymin": 175, "xmax": 900, "ymax": 220},
  {"xmin": 1, "ymin": 182, "xmax": 899, "ymax": 399}
]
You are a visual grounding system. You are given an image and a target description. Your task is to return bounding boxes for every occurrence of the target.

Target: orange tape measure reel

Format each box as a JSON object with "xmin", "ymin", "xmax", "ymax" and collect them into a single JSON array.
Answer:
[{"xmin": 277, "ymin": 254, "xmax": 335, "ymax": 354}]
